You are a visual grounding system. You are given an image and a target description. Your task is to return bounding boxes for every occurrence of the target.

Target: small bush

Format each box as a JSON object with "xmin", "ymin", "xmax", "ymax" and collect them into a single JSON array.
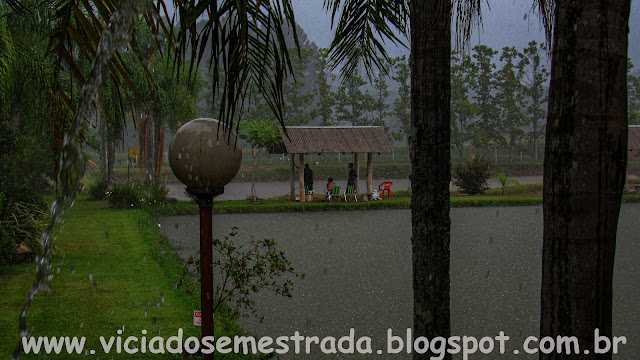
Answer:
[
  {"xmin": 107, "ymin": 182, "xmax": 168, "ymax": 209},
  {"xmin": 0, "ymin": 191, "xmax": 47, "ymax": 264},
  {"xmin": 453, "ymin": 156, "xmax": 493, "ymax": 195},
  {"xmin": 87, "ymin": 177, "xmax": 109, "ymax": 200}
]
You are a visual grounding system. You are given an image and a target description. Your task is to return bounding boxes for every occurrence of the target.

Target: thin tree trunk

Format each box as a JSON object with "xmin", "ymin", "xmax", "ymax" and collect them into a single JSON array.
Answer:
[
  {"xmin": 153, "ymin": 120, "xmax": 162, "ymax": 182},
  {"xmin": 107, "ymin": 128, "xmax": 116, "ymax": 187},
  {"xmin": 410, "ymin": 1, "xmax": 452, "ymax": 359},
  {"xmin": 155, "ymin": 125, "xmax": 165, "ymax": 181},
  {"xmin": 541, "ymin": 2, "xmax": 630, "ymax": 360},
  {"xmin": 99, "ymin": 107, "xmax": 107, "ymax": 179},
  {"xmin": 145, "ymin": 112, "xmax": 154, "ymax": 183}
]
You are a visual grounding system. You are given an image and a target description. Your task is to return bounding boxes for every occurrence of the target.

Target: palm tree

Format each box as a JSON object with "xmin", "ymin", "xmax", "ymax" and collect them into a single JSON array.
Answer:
[
  {"xmin": 540, "ymin": 1, "xmax": 631, "ymax": 359},
  {"xmin": 325, "ymin": 1, "xmax": 484, "ymax": 358}
]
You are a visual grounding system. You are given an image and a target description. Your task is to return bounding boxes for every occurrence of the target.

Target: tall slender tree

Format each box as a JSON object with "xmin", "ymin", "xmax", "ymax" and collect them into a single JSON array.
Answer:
[
  {"xmin": 334, "ymin": 66, "xmax": 373, "ymax": 126},
  {"xmin": 522, "ymin": 40, "xmax": 549, "ymax": 161},
  {"xmin": 451, "ymin": 52, "xmax": 477, "ymax": 160},
  {"xmin": 541, "ymin": 3, "xmax": 631, "ymax": 360},
  {"xmin": 313, "ymin": 48, "xmax": 337, "ymax": 126},
  {"xmin": 495, "ymin": 46, "xmax": 527, "ymax": 161},
  {"xmin": 627, "ymin": 60, "xmax": 640, "ymax": 125},
  {"xmin": 470, "ymin": 44, "xmax": 500, "ymax": 157}
]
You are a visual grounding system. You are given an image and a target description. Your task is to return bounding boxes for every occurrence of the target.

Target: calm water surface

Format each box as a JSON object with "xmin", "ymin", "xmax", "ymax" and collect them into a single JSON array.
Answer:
[{"xmin": 158, "ymin": 204, "xmax": 639, "ymax": 359}]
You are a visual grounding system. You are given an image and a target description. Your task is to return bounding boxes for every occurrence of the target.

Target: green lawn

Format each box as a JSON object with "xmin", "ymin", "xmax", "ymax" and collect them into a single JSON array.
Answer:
[{"xmin": 0, "ymin": 200, "xmax": 248, "ymax": 359}]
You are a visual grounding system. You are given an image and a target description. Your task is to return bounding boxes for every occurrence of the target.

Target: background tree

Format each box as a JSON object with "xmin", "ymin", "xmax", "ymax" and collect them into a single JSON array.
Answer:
[
  {"xmin": 372, "ymin": 61, "xmax": 392, "ymax": 137},
  {"xmin": 628, "ymin": 60, "xmax": 640, "ymax": 125},
  {"xmin": 392, "ymin": 55, "xmax": 411, "ymax": 143},
  {"xmin": 334, "ymin": 65, "xmax": 374, "ymax": 126},
  {"xmin": 283, "ymin": 46, "xmax": 315, "ymax": 126},
  {"xmin": 495, "ymin": 46, "xmax": 527, "ymax": 162},
  {"xmin": 313, "ymin": 48, "xmax": 337, "ymax": 126},
  {"xmin": 541, "ymin": 2, "xmax": 631, "ymax": 360},
  {"xmin": 470, "ymin": 45, "xmax": 500, "ymax": 158},
  {"xmin": 239, "ymin": 119, "xmax": 283, "ymax": 202},
  {"xmin": 522, "ymin": 40, "xmax": 549, "ymax": 161},
  {"xmin": 450, "ymin": 52, "xmax": 477, "ymax": 160}
]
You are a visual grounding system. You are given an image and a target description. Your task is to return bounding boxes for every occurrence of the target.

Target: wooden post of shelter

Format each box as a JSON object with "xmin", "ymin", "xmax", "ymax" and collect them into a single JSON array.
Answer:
[
  {"xmin": 354, "ymin": 153, "xmax": 360, "ymax": 195},
  {"xmin": 290, "ymin": 154, "xmax": 295, "ymax": 201},
  {"xmin": 299, "ymin": 153, "xmax": 305, "ymax": 202},
  {"xmin": 367, "ymin": 152, "xmax": 373, "ymax": 200}
]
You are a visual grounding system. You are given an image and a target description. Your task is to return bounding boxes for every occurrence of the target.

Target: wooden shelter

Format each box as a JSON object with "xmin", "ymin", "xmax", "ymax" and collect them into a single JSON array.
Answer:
[{"xmin": 281, "ymin": 126, "xmax": 393, "ymax": 202}]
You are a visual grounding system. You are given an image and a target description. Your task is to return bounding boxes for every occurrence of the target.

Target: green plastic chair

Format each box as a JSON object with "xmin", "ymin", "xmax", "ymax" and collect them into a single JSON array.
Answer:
[
  {"xmin": 343, "ymin": 185, "xmax": 357, "ymax": 202},
  {"xmin": 328, "ymin": 186, "xmax": 340, "ymax": 202}
]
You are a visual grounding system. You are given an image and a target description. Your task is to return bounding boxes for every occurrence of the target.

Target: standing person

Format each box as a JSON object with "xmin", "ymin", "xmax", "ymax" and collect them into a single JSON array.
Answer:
[
  {"xmin": 347, "ymin": 162, "xmax": 357, "ymax": 188},
  {"xmin": 304, "ymin": 164, "xmax": 313, "ymax": 192}
]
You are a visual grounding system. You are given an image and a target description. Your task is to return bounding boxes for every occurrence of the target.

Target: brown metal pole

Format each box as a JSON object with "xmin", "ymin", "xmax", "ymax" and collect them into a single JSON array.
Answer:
[
  {"xmin": 187, "ymin": 187, "xmax": 222, "ymax": 360},
  {"xmin": 199, "ymin": 200, "xmax": 214, "ymax": 360}
]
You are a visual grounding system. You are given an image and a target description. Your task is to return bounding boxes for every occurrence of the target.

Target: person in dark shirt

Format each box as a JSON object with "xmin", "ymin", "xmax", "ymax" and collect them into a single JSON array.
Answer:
[
  {"xmin": 304, "ymin": 164, "xmax": 313, "ymax": 192},
  {"xmin": 347, "ymin": 162, "xmax": 357, "ymax": 187}
]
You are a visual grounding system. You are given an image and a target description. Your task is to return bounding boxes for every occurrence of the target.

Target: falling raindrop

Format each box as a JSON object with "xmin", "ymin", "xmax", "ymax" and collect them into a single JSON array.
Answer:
[
  {"xmin": 144, "ymin": 311, "xmax": 148, "ymax": 318},
  {"xmin": 80, "ymin": 322, "xmax": 84, "ymax": 328},
  {"xmin": 142, "ymin": 254, "xmax": 146, "ymax": 262},
  {"xmin": 86, "ymin": 261, "xmax": 90, "ymax": 268},
  {"xmin": 70, "ymin": 267, "xmax": 76, "ymax": 274},
  {"xmin": 157, "ymin": 327, "xmax": 162, "ymax": 335}
]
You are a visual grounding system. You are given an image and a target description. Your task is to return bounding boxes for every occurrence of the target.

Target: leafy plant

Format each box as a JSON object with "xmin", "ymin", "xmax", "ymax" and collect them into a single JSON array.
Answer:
[
  {"xmin": 497, "ymin": 173, "xmax": 520, "ymax": 195},
  {"xmin": 453, "ymin": 156, "xmax": 493, "ymax": 195},
  {"xmin": 107, "ymin": 182, "xmax": 168, "ymax": 209},
  {"xmin": 0, "ymin": 192, "xmax": 47, "ymax": 264},
  {"xmin": 87, "ymin": 177, "xmax": 109, "ymax": 200},
  {"xmin": 186, "ymin": 226, "xmax": 304, "ymax": 321}
]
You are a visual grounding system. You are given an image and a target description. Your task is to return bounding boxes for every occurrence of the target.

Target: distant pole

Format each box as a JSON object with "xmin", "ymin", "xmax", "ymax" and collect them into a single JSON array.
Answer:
[
  {"xmin": 354, "ymin": 153, "xmax": 360, "ymax": 195},
  {"xmin": 290, "ymin": 154, "xmax": 295, "ymax": 201},
  {"xmin": 367, "ymin": 152, "xmax": 373, "ymax": 199},
  {"xmin": 299, "ymin": 153, "xmax": 305, "ymax": 202}
]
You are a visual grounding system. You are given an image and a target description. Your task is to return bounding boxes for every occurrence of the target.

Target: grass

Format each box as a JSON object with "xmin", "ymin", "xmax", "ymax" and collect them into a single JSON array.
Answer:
[
  {"xmin": 0, "ymin": 199, "xmax": 251, "ymax": 359},
  {"xmin": 151, "ymin": 182, "xmax": 640, "ymax": 217}
]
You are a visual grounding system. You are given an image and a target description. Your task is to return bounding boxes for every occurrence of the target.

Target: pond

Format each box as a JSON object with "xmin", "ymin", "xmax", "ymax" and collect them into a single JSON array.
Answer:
[{"xmin": 158, "ymin": 204, "xmax": 639, "ymax": 359}]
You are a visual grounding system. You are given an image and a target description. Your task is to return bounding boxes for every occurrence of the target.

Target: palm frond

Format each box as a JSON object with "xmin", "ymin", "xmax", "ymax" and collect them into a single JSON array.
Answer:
[
  {"xmin": 324, "ymin": 0, "xmax": 408, "ymax": 81},
  {"xmin": 532, "ymin": 0, "xmax": 554, "ymax": 48},
  {"xmin": 453, "ymin": 0, "xmax": 486, "ymax": 53},
  {"xmin": 46, "ymin": 0, "xmax": 160, "ymax": 150},
  {"xmin": 167, "ymin": 0, "xmax": 299, "ymax": 136}
]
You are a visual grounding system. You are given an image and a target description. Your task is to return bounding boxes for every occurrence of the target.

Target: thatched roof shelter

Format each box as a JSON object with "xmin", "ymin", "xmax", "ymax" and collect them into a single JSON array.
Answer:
[{"xmin": 280, "ymin": 126, "xmax": 393, "ymax": 202}]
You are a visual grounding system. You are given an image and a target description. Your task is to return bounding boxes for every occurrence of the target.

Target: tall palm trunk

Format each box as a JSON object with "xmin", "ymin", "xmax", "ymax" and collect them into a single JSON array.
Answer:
[
  {"xmin": 410, "ymin": 1, "xmax": 452, "ymax": 359},
  {"xmin": 541, "ymin": 2, "xmax": 630, "ymax": 360}
]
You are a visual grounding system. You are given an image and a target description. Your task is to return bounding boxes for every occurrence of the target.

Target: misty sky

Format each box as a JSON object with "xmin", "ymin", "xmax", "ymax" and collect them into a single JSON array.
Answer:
[{"xmin": 291, "ymin": 0, "xmax": 640, "ymax": 65}]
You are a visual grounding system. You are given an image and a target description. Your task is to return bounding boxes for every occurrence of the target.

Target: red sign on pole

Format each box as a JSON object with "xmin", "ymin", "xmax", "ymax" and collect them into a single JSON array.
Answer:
[{"xmin": 193, "ymin": 310, "xmax": 202, "ymax": 326}]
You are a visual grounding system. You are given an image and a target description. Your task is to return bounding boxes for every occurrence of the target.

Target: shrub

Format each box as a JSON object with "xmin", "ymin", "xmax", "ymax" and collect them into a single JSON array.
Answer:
[
  {"xmin": 453, "ymin": 156, "xmax": 493, "ymax": 195},
  {"xmin": 0, "ymin": 191, "xmax": 47, "ymax": 264},
  {"xmin": 107, "ymin": 182, "xmax": 168, "ymax": 209},
  {"xmin": 87, "ymin": 176, "xmax": 109, "ymax": 200},
  {"xmin": 107, "ymin": 182, "xmax": 141, "ymax": 208},
  {"xmin": 186, "ymin": 226, "xmax": 304, "ymax": 321}
]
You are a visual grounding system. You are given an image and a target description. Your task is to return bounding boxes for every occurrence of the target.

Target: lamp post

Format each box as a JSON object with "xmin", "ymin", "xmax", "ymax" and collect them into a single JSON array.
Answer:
[{"xmin": 168, "ymin": 118, "xmax": 241, "ymax": 360}]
